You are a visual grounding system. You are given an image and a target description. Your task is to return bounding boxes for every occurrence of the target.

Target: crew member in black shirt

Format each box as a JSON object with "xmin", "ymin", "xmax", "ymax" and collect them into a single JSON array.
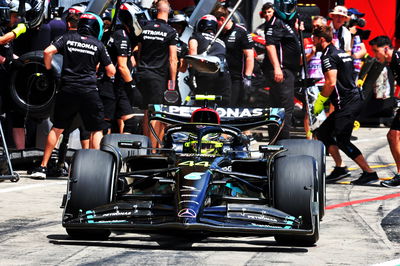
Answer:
[
  {"xmin": 31, "ymin": 12, "xmax": 116, "ymax": 179},
  {"xmin": 212, "ymin": 4, "xmax": 254, "ymax": 106},
  {"xmin": 312, "ymin": 25, "xmax": 378, "ymax": 185},
  {"xmin": 104, "ymin": 2, "xmax": 141, "ymax": 134},
  {"xmin": 168, "ymin": 11, "xmax": 189, "ymax": 102},
  {"xmin": 369, "ymin": 35, "xmax": 400, "ymax": 187},
  {"xmin": 188, "ymin": 14, "xmax": 231, "ymax": 107},
  {"xmin": 136, "ymin": 0, "xmax": 178, "ymax": 147},
  {"xmin": 0, "ymin": 3, "xmax": 28, "ymax": 150},
  {"xmin": 263, "ymin": 0, "xmax": 300, "ymax": 140},
  {"xmin": 136, "ymin": 0, "xmax": 178, "ymax": 106}
]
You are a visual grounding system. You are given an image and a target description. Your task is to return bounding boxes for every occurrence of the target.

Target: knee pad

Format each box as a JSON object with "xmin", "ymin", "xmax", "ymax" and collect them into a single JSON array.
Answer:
[{"xmin": 123, "ymin": 117, "xmax": 140, "ymax": 134}]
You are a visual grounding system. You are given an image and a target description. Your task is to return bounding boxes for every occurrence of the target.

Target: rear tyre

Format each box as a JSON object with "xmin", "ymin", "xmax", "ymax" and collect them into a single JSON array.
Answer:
[
  {"xmin": 277, "ymin": 139, "xmax": 326, "ymax": 219},
  {"xmin": 64, "ymin": 149, "xmax": 115, "ymax": 240},
  {"xmin": 274, "ymin": 155, "xmax": 319, "ymax": 246}
]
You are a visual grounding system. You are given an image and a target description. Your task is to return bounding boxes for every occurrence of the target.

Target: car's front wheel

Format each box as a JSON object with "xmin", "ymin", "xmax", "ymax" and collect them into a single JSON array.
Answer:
[
  {"xmin": 273, "ymin": 155, "xmax": 320, "ymax": 246},
  {"xmin": 64, "ymin": 149, "xmax": 116, "ymax": 240}
]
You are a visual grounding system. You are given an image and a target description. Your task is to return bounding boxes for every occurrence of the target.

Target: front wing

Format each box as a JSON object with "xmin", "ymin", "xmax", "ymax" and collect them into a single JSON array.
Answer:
[{"xmin": 63, "ymin": 202, "xmax": 316, "ymax": 237}]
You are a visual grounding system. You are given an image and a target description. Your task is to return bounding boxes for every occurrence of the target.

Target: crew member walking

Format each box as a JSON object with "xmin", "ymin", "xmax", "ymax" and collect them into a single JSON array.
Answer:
[
  {"xmin": 369, "ymin": 35, "xmax": 400, "ymax": 187},
  {"xmin": 312, "ymin": 25, "xmax": 378, "ymax": 185}
]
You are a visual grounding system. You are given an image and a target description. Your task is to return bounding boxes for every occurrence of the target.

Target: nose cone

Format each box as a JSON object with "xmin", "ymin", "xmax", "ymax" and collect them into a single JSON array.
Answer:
[{"xmin": 176, "ymin": 169, "xmax": 212, "ymax": 223}]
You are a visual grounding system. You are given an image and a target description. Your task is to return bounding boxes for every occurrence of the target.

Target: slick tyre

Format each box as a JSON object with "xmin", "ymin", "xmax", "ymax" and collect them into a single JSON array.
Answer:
[
  {"xmin": 277, "ymin": 139, "xmax": 326, "ymax": 219},
  {"xmin": 274, "ymin": 155, "xmax": 320, "ymax": 246},
  {"xmin": 9, "ymin": 51, "xmax": 62, "ymax": 119},
  {"xmin": 65, "ymin": 149, "xmax": 116, "ymax": 240}
]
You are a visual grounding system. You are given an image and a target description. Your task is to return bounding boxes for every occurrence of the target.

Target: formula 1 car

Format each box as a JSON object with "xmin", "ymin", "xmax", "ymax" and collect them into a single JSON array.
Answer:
[{"xmin": 61, "ymin": 98, "xmax": 325, "ymax": 245}]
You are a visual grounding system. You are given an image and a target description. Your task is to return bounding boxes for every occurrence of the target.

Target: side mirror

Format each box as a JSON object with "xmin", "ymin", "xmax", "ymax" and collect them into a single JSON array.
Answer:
[
  {"xmin": 259, "ymin": 145, "xmax": 284, "ymax": 153},
  {"xmin": 118, "ymin": 141, "xmax": 142, "ymax": 149}
]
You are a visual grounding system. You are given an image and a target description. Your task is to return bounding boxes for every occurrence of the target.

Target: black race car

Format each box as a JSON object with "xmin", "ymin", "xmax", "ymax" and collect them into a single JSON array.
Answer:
[{"xmin": 61, "ymin": 101, "xmax": 325, "ymax": 246}]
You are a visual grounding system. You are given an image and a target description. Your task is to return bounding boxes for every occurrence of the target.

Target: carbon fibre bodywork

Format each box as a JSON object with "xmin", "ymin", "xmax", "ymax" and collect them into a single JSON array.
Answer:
[{"xmin": 62, "ymin": 106, "xmax": 319, "ymax": 242}]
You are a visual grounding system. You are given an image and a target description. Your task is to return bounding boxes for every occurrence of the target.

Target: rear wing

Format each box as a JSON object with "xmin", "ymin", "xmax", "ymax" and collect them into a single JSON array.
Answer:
[{"xmin": 149, "ymin": 105, "xmax": 285, "ymax": 132}]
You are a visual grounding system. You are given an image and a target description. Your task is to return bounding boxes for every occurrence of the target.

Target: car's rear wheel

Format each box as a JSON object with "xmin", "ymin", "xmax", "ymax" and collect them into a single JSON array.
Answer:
[
  {"xmin": 65, "ymin": 149, "xmax": 115, "ymax": 240},
  {"xmin": 273, "ymin": 155, "xmax": 319, "ymax": 246},
  {"xmin": 277, "ymin": 139, "xmax": 326, "ymax": 219}
]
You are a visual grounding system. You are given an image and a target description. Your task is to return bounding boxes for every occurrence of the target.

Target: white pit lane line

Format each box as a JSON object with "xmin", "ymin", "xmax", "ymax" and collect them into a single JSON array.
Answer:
[
  {"xmin": 353, "ymin": 136, "xmax": 387, "ymax": 143},
  {"xmin": 0, "ymin": 181, "xmax": 66, "ymax": 193},
  {"xmin": 373, "ymin": 258, "xmax": 400, "ymax": 266}
]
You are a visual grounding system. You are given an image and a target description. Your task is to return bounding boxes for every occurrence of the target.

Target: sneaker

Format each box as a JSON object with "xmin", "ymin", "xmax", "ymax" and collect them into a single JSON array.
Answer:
[
  {"xmin": 326, "ymin": 166, "xmax": 350, "ymax": 183},
  {"xmin": 30, "ymin": 166, "xmax": 47, "ymax": 179},
  {"xmin": 351, "ymin": 171, "xmax": 379, "ymax": 185},
  {"xmin": 381, "ymin": 174, "xmax": 400, "ymax": 187}
]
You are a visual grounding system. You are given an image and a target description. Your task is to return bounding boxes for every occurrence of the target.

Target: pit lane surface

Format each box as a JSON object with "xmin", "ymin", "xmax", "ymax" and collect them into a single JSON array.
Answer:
[{"xmin": 0, "ymin": 127, "xmax": 399, "ymax": 265}]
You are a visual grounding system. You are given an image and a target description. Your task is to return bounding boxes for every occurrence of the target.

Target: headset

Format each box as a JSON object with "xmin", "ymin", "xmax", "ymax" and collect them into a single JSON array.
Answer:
[{"xmin": 149, "ymin": 0, "xmax": 173, "ymax": 19}]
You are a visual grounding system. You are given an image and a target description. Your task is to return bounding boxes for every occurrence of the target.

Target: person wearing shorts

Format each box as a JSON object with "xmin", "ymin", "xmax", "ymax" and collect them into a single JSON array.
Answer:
[
  {"xmin": 313, "ymin": 25, "xmax": 378, "ymax": 185},
  {"xmin": 30, "ymin": 12, "xmax": 115, "ymax": 179},
  {"xmin": 369, "ymin": 35, "xmax": 400, "ymax": 187}
]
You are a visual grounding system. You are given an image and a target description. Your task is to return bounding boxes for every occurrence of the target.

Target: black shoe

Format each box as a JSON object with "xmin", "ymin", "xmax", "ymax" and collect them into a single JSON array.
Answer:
[
  {"xmin": 31, "ymin": 166, "xmax": 47, "ymax": 179},
  {"xmin": 326, "ymin": 166, "xmax": 350, "ymax": 183},
  {"xmin": 351, "ymin": 171, "xmax": 379, "ymax": 185},
  {"xmin": 381, "ymin": 174, "xmax": 400, "ymax": 187}
]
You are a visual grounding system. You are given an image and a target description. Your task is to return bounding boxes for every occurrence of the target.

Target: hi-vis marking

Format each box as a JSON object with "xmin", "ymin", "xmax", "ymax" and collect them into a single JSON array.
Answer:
[{"xmin": 178, "ymin": 161, "xmax": 210, "ymax": 167}]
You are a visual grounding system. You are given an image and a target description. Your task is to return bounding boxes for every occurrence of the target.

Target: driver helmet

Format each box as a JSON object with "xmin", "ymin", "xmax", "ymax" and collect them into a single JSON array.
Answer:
[
  {"xmin": 77, "ymin": 12, "xmax": 104, "ymax": 40},
  {"xmin": 184, "ymin": 134, "xmax": 223, "ymax": 155},
  {"xmin": 274, "ymin": 0, "xmax": 297, "ymax": 22},
  {"xmin": 196, "ymin": 14, "xmax": 218, "ymax": 34}
]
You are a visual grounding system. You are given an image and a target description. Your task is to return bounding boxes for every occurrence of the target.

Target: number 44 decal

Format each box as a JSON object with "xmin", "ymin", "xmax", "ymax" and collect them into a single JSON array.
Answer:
[{"xmin": 178, "ymin": 161, "xmax": 210, "ymax": 167}]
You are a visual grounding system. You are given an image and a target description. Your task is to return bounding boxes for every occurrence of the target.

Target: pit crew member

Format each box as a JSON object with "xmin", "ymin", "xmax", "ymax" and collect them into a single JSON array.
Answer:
[
  {"xmin": 188, "ymin": 14, "xmax": 231, "ymax": 106},
  {"xmin": 212, "ymin": 4, "xmax": 254, "ymax": 106},
  {"xmin": 312, "ymin": 25, "xmax": 378, "ymax": 185},
  {"xmin": 369, "ymin": 35, "xmax": 400, "ymax": 187},
  {"xmin": 263, "ymin": 0, "xmax": 301, "ymax": 140},
  {"xmin": 31, "ymin": 12, "xmax": 116, "ymax": 179}
]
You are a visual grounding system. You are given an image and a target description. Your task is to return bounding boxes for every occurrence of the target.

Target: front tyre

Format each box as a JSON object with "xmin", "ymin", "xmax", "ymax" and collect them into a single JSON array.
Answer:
[
  {"xmin": 273, "ymin": 155, "xmax": 320, "ymax": 246},
  {"xmin": 64, "ymin": 149, "xmax": 116, "ymax": 240},
  {"xmin": 277, "ymin": 139, "xmax": 326, "ymax": 219}
]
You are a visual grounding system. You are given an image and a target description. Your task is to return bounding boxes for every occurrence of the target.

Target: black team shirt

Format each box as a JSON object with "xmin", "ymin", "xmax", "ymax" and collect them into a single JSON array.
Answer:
[
  {"xmin": 137, "ymin": 19, "xmax": 177, "ymax": 76},
  {"xmin": 390, "ymin": 51, "xmax": 400, "ymax": 84},
  {"xmin": 219, "ymin": 23, "xmax": 253, "ymax": 80},
  {"xmin": 321, "ymin": 43, "xmax": 359, "ymax": 110},
  {"xmin": 106, "ymin": 27, "xmax": 133, "ymax": 85},
  {"xmin": 263, "ymin": 16, "xmax": 301, "ymax": 72},
  {"xmin": 53, "ymin": 31, "xmax": 112, "ymax": 94},
  {"xmin": 189, "ymin": 32, "xmax": 226, "ymax": 62}
]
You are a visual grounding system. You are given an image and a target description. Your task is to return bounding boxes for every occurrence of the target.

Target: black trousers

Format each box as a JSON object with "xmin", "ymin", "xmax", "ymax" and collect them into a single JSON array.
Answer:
[
  {"xmin": 315, "ymin": 100, "xmax": 363, "ymax": 160},
  {"xmin": 264, "ymin": 68, "xmax": 296, "ymax": 140}
]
